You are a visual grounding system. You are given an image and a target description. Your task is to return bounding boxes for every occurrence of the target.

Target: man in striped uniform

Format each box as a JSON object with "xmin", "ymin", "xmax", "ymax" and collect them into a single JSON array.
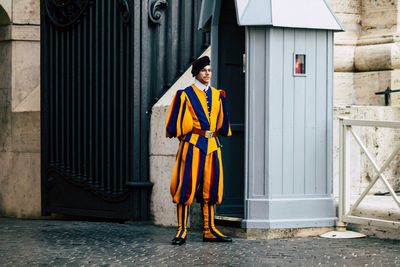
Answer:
[{"xmin": 166, "ymin": 56, "xmax": 232, "ymax": 245}]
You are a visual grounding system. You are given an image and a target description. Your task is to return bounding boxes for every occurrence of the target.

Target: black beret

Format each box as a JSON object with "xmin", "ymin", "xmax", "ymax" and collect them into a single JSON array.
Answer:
[{"xmin": 191, "ymin": 56, "xmax": 210, "ymax": 77}]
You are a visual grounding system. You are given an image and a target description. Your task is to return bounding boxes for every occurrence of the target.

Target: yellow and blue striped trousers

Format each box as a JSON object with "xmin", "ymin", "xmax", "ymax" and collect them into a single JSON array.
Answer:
[{"xmin": 170, "ymin": 140, "xmax": 224, "ymax": 206}]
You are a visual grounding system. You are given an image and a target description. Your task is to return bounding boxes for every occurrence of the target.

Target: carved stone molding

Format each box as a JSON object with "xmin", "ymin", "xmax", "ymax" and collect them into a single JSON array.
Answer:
[
  {"xmin": 44, "ymin": 0, "xmax": 93, "ymax": 28},
  {"xmin": 148, "ymin": 0, "xmax": 168, "ymax": 24}
]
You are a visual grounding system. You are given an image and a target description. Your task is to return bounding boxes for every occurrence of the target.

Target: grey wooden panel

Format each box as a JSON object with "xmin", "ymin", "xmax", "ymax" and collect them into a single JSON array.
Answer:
[
  {"xmin": 305, "ymin": 29, "xmax": 317, "ymax": 194},
  {"xmin": 244, "ymin": 26, "xmax": 249, "ymax": 218},
  {"xmin": 268, "ymin": 27, "xmax": 284, "ymax": 196},
  {"xmin": 293, "ymin": 29, "xmax": 307, "ymax": 195},
  {"xmin": 315, "ymin": 30, "xmax": 328, "ymax": 194},
  {"xmin": 243, "ymin": 197, "xmax": 336, "ymax": 229},
  {"xmin": 282, "ymin": 28, "xmax": 295, "ymax": 195},
  {"xmin": 265, "ymin": 28, "xmax": 331, "ymax": 197},
  {"xmin": 248, "ymin": 27, "xmax": 268, "ymax": 197},
  {"xmin": 326, "ymin": 31, "xmax": 334, "ymax": 195}
]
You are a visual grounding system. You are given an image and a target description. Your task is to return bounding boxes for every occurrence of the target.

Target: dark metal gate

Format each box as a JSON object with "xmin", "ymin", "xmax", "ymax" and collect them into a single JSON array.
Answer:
[{"xmin": 41, "ymin": 0, "xmax": 209, "ymax": 220}]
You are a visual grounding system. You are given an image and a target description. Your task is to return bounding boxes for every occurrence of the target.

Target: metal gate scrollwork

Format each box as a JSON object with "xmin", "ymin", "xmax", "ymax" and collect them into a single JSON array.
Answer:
[
  {"xmin": 44, "ymin": 0, "xmax": 93, "ymax": 28},
  {"xmin": 119, "ymin": 0, "xmax": 131, "ymax": 24},
  {"xmin": 148, "ymin": 0, "xmax": 168, "ymax": 24}
]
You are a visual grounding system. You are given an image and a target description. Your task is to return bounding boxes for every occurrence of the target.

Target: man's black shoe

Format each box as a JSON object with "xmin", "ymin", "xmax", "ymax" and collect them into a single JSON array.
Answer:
[
  {"xmin": 171, "ymin": 237, "xmax": 186, "ymax": 245},
  {"xmin": 203, "ymin": 236, "xmax": 232, "ymax": 242}
]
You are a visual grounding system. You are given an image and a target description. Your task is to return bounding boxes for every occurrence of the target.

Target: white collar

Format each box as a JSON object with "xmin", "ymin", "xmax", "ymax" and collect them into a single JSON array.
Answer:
[{"xmin": 194, "ymin": 79, "xmax": 210, "ymax": 92}]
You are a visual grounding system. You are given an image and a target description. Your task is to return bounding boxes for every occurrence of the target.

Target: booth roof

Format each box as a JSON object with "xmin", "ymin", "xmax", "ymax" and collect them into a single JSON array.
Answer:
[{"xmin": 199, "ymin": 0, "xmax": 344, "ymax": 31}]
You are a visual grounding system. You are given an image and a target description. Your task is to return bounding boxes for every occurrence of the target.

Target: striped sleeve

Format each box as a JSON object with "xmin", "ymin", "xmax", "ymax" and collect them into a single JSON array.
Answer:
[
  {"xmin": 166, "ymin": 90, "xmax": 193, "ymax": 138},
  {"xmin": 216, "ymin": 90, "xmax": 232, "ymax": 136}
]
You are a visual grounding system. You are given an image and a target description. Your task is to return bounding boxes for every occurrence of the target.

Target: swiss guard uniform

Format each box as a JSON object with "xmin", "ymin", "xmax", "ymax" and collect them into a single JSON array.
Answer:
[{"xmin": 165, "ymin": 56, "xmax": 232, "ymax": 245}]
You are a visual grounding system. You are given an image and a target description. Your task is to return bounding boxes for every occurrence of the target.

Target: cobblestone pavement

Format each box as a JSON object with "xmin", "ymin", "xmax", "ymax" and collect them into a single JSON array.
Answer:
[{"xmin": 0, "ymin": 217, "xmax": 399, "ymax": 266}]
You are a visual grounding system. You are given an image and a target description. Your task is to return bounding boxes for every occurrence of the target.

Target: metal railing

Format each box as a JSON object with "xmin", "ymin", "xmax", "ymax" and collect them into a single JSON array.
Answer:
[{"xmin": 337, "ymin": 118, "xmax": 400, "ymax": 229}]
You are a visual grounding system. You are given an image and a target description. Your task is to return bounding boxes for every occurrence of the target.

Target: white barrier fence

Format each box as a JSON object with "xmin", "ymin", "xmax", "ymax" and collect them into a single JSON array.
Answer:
[{"xmin": 337, "ymin": 118, "xmax": 400, "ymax": 230}]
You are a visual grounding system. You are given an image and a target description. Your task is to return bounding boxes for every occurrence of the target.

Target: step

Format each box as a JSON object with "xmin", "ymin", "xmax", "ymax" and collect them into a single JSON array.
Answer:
[{"xmin": 214, "ymin": 195, "xmax": 400, "ymax": 240}]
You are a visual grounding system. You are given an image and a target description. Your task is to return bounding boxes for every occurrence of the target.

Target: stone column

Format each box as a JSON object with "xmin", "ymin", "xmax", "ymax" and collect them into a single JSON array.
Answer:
[
  {"xmin": 0, "ymin": 0, "xmax": 41, "ymax": 218},
  {"xmin": 330, "ymin": 0, "xmax": 400, "ymax": 106},
  {"xmin": 354, "ymin": 0, "xmax": 400, "ymax": 105},
  {"xmin": 327, "ymin": 0, "xmax": 361, "ymax": 104}
]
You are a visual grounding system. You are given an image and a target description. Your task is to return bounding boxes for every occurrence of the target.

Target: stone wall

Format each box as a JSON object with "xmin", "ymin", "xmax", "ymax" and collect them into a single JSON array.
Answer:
[
  {"xmin": 328, "ymin": 0, "xmax": 400, "ymax": 198},
  {"xmin": 328, "ymin": 0, "xmax": 360, "ymax": 104},
  {"xmin": 329, "ymin": 0, "xmax": 400, "ymax": 106},
  {"xmin": 0, "ymin": 0, "xmax": 41, "ymax": 218}
]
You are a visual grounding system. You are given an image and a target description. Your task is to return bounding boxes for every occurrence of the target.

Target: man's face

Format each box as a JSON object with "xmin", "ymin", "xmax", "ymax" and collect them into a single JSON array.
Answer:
[{"xmin": 195, "ymin": 65, "xmax": 212, "ymax": 85}]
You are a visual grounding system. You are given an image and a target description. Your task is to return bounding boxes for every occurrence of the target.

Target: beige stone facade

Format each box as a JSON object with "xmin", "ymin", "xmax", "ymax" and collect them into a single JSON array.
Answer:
[
  {"xmin": 329, "ymin": 0, "xmax": 400, "ymax": 106},
  {"xmin": 326, "ymin": 0, "xmax": 400, "ymax": 197},
  {"xmin": 0, "ymin": 0, "xmax": 41, "ymax": 218}
]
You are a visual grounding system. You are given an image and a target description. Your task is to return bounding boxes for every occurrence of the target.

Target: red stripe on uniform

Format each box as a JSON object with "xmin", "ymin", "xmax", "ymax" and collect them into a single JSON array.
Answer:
[{"xmin": 196, "ymin": 153, "xmax": 201, "ymax": 190}]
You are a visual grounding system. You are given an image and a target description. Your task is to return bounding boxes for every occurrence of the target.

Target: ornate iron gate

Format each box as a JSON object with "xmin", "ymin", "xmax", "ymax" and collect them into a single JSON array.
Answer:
[{"xmin": 41, "ymin": 0, "xmax": 209, "ymax": 220}]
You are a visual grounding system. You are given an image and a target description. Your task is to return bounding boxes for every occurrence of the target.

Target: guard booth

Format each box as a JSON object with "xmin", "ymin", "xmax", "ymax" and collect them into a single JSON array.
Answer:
[{"xmin": 199, "ymin": 0, "xmax": 344, "ymax": 229}]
